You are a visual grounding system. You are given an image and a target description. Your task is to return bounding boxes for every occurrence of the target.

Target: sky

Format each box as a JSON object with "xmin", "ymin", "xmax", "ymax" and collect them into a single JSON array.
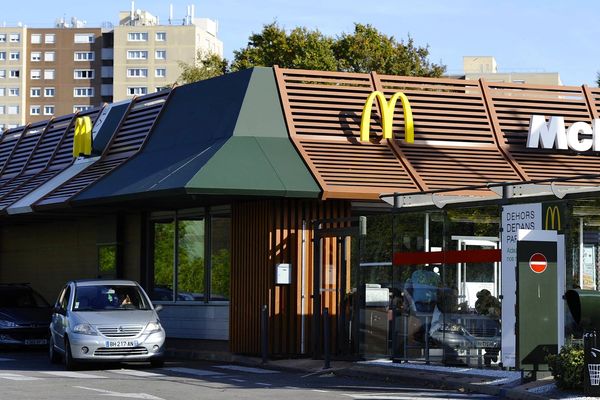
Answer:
[{"xmin": 3, "ymin": 0, "xmax": 598, "ymax": 86}]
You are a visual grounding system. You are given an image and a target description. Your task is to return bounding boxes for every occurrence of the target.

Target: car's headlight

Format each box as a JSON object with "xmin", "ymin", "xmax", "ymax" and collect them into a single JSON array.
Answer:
[
  {"xmin": 0, "ymin": 320, "xmax": 17, "ymax": 328},
  {"xmin": 73, "ymin": 323, "xmax": 97, "ymax": 335},
  {"xmin": 145, "ymin": 321, "xmax": 162, "ymax": 333}
]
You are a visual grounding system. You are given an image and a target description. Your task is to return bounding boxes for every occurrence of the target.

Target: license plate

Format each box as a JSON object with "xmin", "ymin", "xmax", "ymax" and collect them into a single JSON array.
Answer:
[
  {"xmin": 476, "ymin": 340, "xmax": 497, "ymax": 348},
  {"xmin": 24, "ymin": 339, "xmax": 47, "ymax": 345},
  {"xmin": 105, "ymin": 340, "xmax": 138, "ymax": 348}
]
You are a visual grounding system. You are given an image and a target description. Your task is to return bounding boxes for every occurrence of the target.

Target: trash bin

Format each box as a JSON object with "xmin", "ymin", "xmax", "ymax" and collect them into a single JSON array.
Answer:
[{"xmin": 565, "ymin": 290, "xmax": 600, "ymax": 396}]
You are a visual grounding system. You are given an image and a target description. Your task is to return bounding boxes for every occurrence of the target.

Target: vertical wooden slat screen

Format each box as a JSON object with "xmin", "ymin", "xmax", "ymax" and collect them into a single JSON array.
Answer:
[{"xmin": 230, "ymin": 198, "xmax": 351, "ymax": 355}]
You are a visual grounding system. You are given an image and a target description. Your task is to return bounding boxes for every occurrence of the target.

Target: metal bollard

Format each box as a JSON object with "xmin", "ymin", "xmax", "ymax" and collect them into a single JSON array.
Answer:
[
  {"xmin": 261, "ymin": 304, "xmax": 268, "ymax": 364},
  {"xmin": 323, "ymin": 307, "xmax": 331, "ymax": 369}
]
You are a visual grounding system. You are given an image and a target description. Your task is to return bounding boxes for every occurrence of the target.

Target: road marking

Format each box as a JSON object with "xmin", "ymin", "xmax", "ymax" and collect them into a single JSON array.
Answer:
[
  {"xmin": 0, "ymin": 373, "xmax": 42, "ymax": 381},
  {"xmin": 215, "ymin": 365, "xmax": 280, "ymax": 374},
  {"xmin": 41, "ymin": 371, "xmax": 107, "ymax": 379},
  {"xmin": 109, "ymin": 369, "xmax": 164, "ymax": 378},
  {"xmin": 75, "ymin": 386, "xmax": 165, "ymax": 400},
  {"xmin": 162, "ymin": 367, "xmax": 224, "ymax": 377}
]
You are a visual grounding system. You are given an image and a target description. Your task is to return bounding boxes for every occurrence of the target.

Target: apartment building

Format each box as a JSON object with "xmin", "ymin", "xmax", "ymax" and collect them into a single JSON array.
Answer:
[
  {"xmin": 463, "ymin": 56, "xmax": 562, "ymax": 85},
  {"xmin": 112, "ymin": 9, "xmax": 222, "ymax": 101},
  {"xmin": 0, "ymin": 27, "xmax": 27, "ymax": 130},
  {"xmin": 0, "ymin": 6, "xmax": 222, "ymax": 129}
]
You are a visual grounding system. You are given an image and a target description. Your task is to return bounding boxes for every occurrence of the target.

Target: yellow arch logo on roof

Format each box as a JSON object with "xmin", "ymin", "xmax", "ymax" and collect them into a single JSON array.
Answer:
[
  {"xmin": 72, "ymin": 116, "xmax": 92, "ymax": 157},
  {"xmin": 360, "ymin": 91, "xmax": 414, "ymax": 143}
]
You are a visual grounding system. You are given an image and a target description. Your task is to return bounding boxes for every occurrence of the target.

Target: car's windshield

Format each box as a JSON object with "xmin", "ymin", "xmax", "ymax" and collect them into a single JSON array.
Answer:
[
  {"xmin": 0, "ymin": 287, "xmax": 50, "ymax": 308},
  {"xmin": 73, "ymin": 285, "xmax": 151, "ymax": 311}
]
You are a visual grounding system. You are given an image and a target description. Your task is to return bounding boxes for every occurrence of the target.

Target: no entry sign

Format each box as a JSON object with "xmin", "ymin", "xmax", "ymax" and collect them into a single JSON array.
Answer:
[{"xmin": 529, "ymin": 253, "xmax": 547, "ymax": 273}]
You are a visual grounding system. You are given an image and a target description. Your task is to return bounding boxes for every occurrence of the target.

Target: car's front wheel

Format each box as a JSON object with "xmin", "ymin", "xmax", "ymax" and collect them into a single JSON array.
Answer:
[
  {"xmin": 64, "ymin": 338, "xmax": 79, "ymax": 371},
  {"xmin": 48, "ymin": 335, "xmax": 61, "ymax": 364}
]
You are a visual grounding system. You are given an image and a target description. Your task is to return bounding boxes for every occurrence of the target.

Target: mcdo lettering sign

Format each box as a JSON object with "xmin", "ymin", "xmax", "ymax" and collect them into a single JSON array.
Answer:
[
  {"xmin": 360, "ymin": 91, "xmax": 414, "ymax": 143},
  {"xmin": 527, "ymin": 115, "xmax": 600, "ymax": 152}
]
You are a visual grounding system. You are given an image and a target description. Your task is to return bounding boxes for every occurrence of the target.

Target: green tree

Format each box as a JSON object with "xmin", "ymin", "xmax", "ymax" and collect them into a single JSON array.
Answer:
[
  {"xmin": 597, "ymin": 71, "xmax": 600, "ymax": 87},
  {"xmin": 177, "ymin": 50, "xmax": 229, "ymax": 85},
  {"xmin": 231, "ymin": 23, "xmax": 337, "ymax": 71},
  {"xmin": 333, "ymin": 24, "xmax": 445, "ymax": 77}
]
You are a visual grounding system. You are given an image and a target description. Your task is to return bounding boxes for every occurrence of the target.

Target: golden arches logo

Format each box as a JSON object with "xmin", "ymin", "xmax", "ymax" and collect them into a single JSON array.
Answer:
[
  {"xmin": 72, "ymin": 116, "xmax": 92, "ymax": 157},
  {"xmin": 545, "ymin": 206, "xmax": 561, "ymax": 230},
  {"xmin": 359, "ymin": 91, "xmax": 414, "ymax": 143}
]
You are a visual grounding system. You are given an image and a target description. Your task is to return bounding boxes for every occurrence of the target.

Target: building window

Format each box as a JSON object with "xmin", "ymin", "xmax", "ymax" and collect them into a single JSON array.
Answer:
[
  {"xmin": 73, "ymin": 87, "xmax": 94, "ymax": 97},
  {"xmin": 73, "ymin": 105, "xmax": 92, "ymax": 112},
  {"xmin": 155, "ymin": 68, "xmax": 166, "ymax": 78},
  {"xmin": 45, "ymin": 34, "xmax": 55, "ymax": 44},
  {"xmin": 9, "ymin": 70, "xmax": 19, "ymax": 78},
  {"xmin": 74, "ymin": 51, "xmax": 94, "ymax": 61},
  {"xmin": 30, "ymin": 105, "xmax": 41, "ymax": 115},
  {"xmin": 155, "ymin": 50, "xmax": 166, "ymax": 60},
  {"xmin": 0, "ymin": 88, "xmax": 5, "ymax": 96},
  {"xmin": 74, "ymin": 33, "xmax": 95, "ymax": 43},
  {"xmin": 155, "ymin": 86, "xmax": 169, "ymax": 92},
  {"xmin": 0, "ymin": 34, "xmax": 5, "ymax": 43},
  {"xmin": 8, "ymin": 88, "xmax": 19, "ymax": 96},
  {"xmin": 30, "ymin": 34, "xmax": 41, "ymax": 44},
  {"xmin": 31, "ymin": 52, "xmax": 41, "ymax": 62},
  {"xmin": 44, "ymin": 69, "xmax": 55, "ymax": 80},
  {"xmin": 155, "ymin": 32, "xmax": 166, "ymax": 41},
  {"xmin": 9, "ymin": 52, "xmax": 19, "ymax": 61},
  {"xmin": 0, "ymin": 70, "xmax": 5, "ymax": 79},
  {"xmin": 127, "ymin": 68, "xmax": 148, "ymax": 78},
  {"xmin": 0, "ymin": 106, "xmax": 4, "ymax": 114},
  {"xmin": 0, "ymin": 52, "xmax": 6, "ymax": 61},
  {"xmin": 30, "ymin": 87, "xmax": 41, "ymax": 97},
  {"xmin": 127, "ymin": 87, "xmax": 147, "ymax": 96},
  {"xmin": 126, "ymin": 50, "xmax": 148, "ymax": 60},
  {"xmin": 44, "ymin": 51, "xmax": 55, "ymax": 62},
  {"xmin": 127, "ymin": 32, "xmax": 148, "ymax": 41},
  {"xmin": 31, "ymin": 69, "xmax": 41, "ymax": 79},
  {"xmin": 44, "ymin": 87, "xmax": 55, "ymax": 97},
  {"xmin": 149, "ymin": 210, "xmax": 231, "ymax": 302},
  {"xmin": 9, "ymin": 33, "xmax": 20, "ymax": 43},
  {"xmin": 7, "ymin": 105, "xmax": 19, "ymax": 115},
  {"xmin": 43, "ymin": 105, "xmax": 54, "ymax": 115},
  {"xmin": 74, "ymin": 69, "xmax": 94, "ymax": 79}
]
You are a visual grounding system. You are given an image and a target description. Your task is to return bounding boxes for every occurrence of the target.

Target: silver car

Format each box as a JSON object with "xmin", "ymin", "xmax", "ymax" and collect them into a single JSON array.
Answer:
[{"xmin": 49, "ymin": 280, "xmax": 165, "ymax": 370}]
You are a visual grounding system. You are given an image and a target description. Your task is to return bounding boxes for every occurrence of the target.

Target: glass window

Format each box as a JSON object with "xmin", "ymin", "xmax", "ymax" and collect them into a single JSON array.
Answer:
[
  {"xmin": 73, "ymin": 87, "xmax": 93, "ymax": 97},
  {"xmin": 152, "ymin": 217, "xmax": 175, "ymax": 301},
  {"xmin": 210, "ymin": 216, "xmax": 231, "ymax": 301},
  {"xmin": 0, "ymin": 34, "xmax": 6, "ymax": 43},
  {"xmin": 44, "ymin": 87, "xmax": 55, "ymax": 97},
  {"xmin": 0, "ymin": 70, "xmax": 5, "ymax": 79},
  {"xmin": 8, "ymin": 88, "xmax": 19, "ymax": 96},
  {"xmin": 44, "ymin": 51, "xmax": 55, "ymax": 62},
  {"xmin": 44, "ymin": 69, "xmax": 55, "ymax": 80},
  {"xmin": 9, "ymin": 51, "xmax": 19, "ymax": 61},
  {"xmin": 0, "ymin": 88, "xmax": 5, "ymax": 96},
  {"xmin": 155, "ymin": 50, "xmax": 166, "ymax": 60},
  {"xmin": 9, "ymin": 69, "xmax": 19, "ymax": 78},
  {"xmin": 177, "ymin": 217, "xmax": 205, "ymax": 301},
  {"xmin": 74, "ymin": 51, "xmax": 94, "ymax": 61},
  {"xmin": 74, "ymin": 69, "xmax": 94, "ymax": 79},
  {"xmin": 0, "ymin": 52, "xmax": 6, "ymax": 61},
  {"xmin": 44, "ymin": 105, "xmax": 54, "ymax": 115},
  {"xmin": 31, "ymin": 52, "xmax": 41, "ymax": 62},
  {"xmin": 30, "ymin": 87, "xmax": 41, "ymax": 97},
  {"xmin": 155, "ymin": 68, "xmax": 166, "ymax": 78},
  {"xmin": 127, "ymin": 86, "xmax": 147, "ymax": 96},
  {"xmin": 127, "ymin": 68, "xmax": 148, "ymax": 78},
  {"xmin": 31, "ymin": 69, "xmax": 41, "ymax": 79},
  {"xmin": 74, "ymin": 33, "xmax": 95, "ymax": 43},
  {"xmin": 7, "ymin": 105, "xmax": 19, "ymax": 114},
  {"xmin": 9, "ymin": 33, "xmax": 20, "ymax": 43},
  {"xmin": 73, "ymin": 105, "xmax": 92, "ymax": 112},
  {"xmin": 30, "ymin": 34, "xmax": 41, "ymax": 44},
  {"xmin": 98, "ymin": 245, "xmax": 117, "ymax": 279},
  {"xmin": 30, "ymin": 105, "xmax": 41, "ymax": 115},
  {"xmin": 155, "ymin": 32, "xmax": 166, "ymax": 41},
  {"xmin": 45, "ymin": 34, "xmax": 55, "ymax": 44},
  {"xmin": 127, "ymin": 50, "xmax": 148, "ymax": 60},
  {"xmin": 0, "ymin": 106, "xmax": 4, "ymax": 114},
  {"xmin": 127, "ymin": 32, "xmax": 148, "ymax": 41}
]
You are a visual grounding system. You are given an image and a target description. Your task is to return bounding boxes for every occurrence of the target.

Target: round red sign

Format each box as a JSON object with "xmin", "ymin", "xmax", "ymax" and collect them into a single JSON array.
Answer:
[{"xmin": 529, "ymin": 253, "xmax": 547, "ymax": 274}]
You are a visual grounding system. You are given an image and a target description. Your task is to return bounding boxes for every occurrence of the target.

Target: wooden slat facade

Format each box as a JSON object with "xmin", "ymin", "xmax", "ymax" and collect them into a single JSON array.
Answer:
[{"xmin": 230, "ymin": 198, "xmax": 351, "ymax": 355}]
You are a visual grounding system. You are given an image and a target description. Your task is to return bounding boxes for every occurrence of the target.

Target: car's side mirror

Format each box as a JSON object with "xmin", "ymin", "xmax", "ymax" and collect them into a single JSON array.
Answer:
[
  {"xmin": 52, "ymin": 306, "xmax": 63, "ymax": 315},
  {"xmin": 154, "ymin": 304, "xmax": 163, "ymax": 313}
]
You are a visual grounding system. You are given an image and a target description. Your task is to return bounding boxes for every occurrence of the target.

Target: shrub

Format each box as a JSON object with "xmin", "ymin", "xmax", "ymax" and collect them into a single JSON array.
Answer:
[{"xmin": 547, "ymin": 342, "xmax": 584, "ymax": 390}]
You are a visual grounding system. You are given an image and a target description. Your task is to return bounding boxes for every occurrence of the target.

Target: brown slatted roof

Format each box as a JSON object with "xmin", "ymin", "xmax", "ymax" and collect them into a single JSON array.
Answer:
[
  {"xmin": 34, "ymin": 90, "xmax": 170, "ymax": 209},
  {"xmin": 0, "ymin": 109, "xmax": 101, "ymax": 210},
  {"xmin": 274, "ymin": 67, "xmax": 421, "ymax": 199}
]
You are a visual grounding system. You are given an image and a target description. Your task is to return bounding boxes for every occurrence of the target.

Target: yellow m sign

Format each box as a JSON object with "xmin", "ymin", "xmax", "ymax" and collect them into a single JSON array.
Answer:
[
  {"xmin": 545, "ymin": 206, "xmax": 561, "ymax": 230},
  {"xmin": 360, "ymin": 91, "xmax": 414, "ymax": 143},
  {"xmin": 72, "ymin": 116, "xmax": 92, "ymax": 157}
]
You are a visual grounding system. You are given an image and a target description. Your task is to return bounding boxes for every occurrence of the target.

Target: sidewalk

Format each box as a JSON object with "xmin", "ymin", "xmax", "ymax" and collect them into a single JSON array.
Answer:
[{"xmin": 164, "ymin": 340, "xmax": 587, "ymax": 400}]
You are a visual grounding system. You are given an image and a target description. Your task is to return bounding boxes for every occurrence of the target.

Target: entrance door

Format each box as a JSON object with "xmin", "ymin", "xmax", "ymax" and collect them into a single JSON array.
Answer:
[
  {"xmin": 454, "ymin": 236, "xmax": 500, "ymax": 310},
  {"xmin": 312, "ymin": 221, "xmax": 358, "ymax": 359}
]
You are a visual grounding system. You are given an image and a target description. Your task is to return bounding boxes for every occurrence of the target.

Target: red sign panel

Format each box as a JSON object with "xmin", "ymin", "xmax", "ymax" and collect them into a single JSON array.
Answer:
[{"xmin": 529, "ymin": 253, "xmax": 547, "ymax": 274}]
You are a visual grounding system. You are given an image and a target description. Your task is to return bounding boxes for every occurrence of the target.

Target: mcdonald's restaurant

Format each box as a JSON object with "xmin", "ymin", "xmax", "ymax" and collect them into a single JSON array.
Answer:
[{"xmin": 1, "ymin": 66, "xmax": 600, "ymax": 371}]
